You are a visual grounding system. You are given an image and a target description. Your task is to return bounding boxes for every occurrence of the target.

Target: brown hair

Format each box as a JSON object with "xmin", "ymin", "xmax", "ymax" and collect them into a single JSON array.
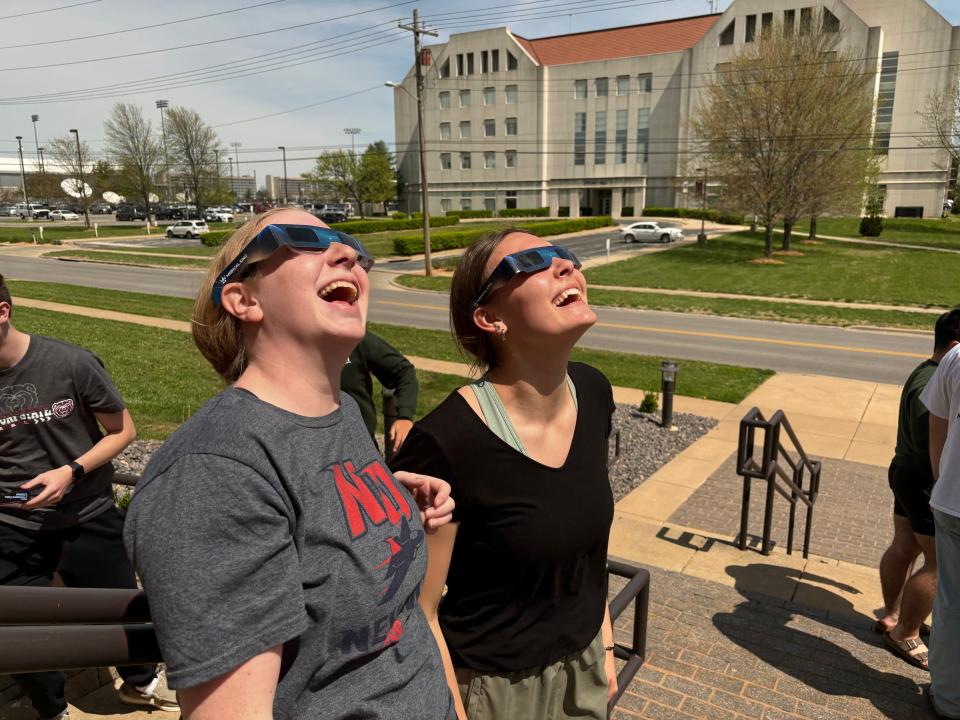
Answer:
[
  {"xmin": 192, "ymin": 208, "xmax": 288, "ymax": 382},
  {"xmin": 449, "ymin": 227, "xmax": 522, "ymax": 372},
  {"xmin": 0, "ymin": 274, "xmax": 10, "ymax": 314}
]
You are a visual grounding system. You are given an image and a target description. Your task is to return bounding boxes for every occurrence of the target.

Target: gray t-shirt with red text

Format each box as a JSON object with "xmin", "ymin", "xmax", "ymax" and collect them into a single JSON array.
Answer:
[
  {"xmin": 124, "ymin": 387, "xmax": 453, "ymax": 720},
  {"xmin": 0, "ymin": 334, "xmax": 124, "ymax": 530}
]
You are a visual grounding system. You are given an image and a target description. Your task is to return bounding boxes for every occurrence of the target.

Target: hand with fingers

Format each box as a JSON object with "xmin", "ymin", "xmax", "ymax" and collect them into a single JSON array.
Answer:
[
  {"xmin": 389, "ymin": 418, "xmax": 414, "ymax": 454},
  {"xmin": 392, "ymin": 470, "xmax": 455, "ymax": 532},
  {"xmin": 20, "ymin": 465, "xmax": 73, "ymax": 509}
]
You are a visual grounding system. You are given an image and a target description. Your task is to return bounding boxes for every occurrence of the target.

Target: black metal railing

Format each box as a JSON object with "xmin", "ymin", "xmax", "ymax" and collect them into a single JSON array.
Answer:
[
  {"xmin": 736, "ymin": 407, "xmax": 821, "ymax": 558},
  {"xmin": 606, "ymin": 558, "xmax": 650, "ymax": 711}
]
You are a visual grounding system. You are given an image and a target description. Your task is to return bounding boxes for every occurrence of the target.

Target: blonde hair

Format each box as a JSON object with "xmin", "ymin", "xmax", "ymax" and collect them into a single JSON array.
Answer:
[{"xmin": 192, "ymin": 208, "xmax": 288, "ymax": 382}]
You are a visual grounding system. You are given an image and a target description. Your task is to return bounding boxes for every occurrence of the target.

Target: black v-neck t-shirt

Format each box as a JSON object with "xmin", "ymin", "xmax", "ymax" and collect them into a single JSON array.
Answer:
[{"xmin": 390, "ymin": 362, "xmax": 615, "ymax": 672}]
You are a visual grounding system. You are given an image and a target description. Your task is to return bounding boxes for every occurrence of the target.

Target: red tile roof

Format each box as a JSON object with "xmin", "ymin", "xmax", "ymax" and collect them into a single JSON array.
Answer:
[{"xmin": 512, "ymin": 14, "xmax": 720, "ymax": 66}]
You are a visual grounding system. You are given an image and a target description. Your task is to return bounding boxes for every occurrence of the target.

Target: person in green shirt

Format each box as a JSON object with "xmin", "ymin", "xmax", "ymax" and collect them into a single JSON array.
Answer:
[
  {"xmin": 341, "ymin": 331, "xmax": 419, "ymax": 455},
  {"xmin": 877, "ymin": 308, "xmax": 960, "ymax": 671}
]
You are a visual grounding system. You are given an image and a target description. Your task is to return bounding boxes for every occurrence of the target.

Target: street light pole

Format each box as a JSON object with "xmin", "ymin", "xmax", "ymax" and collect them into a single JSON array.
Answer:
[
  {"xmin": 69, "ymin": 129, "xmax": 91, "ymax": 229},
  {"xmin": 155, "ymin": 100, "xmax": 170, "ymax": 202},
  {"xmin": 228, "ymin": 157, "xmax": 235, "ymax": 203},
  {"xmin": 213, "ymin": 148, "xmax": 222, "ymax": 206},
  {"xmin": 31, "ymin": 114, "xmax": 43, "ymax": 174},
  {"xmin": 15, "ymin": 136, "xmax": 29, "ymax": 212},
  {"xmin": 278, "ymin": 146, "xmax": 288, "ymax": 205},
  {"xmin": 696, "ymin": 166, "xmax": 707, "ymax": 246}
]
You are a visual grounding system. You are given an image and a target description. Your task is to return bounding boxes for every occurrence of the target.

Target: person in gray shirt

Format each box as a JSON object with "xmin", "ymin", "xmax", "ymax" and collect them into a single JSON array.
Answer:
[{"xmin": 125, "ymin": 210, "xmax": 455, "ymax": 720}]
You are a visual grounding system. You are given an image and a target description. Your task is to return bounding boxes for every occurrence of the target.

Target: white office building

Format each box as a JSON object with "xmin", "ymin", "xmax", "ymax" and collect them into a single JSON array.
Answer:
[{"xmin": 391, "ymin": 0, "xmax": 960, "ymax": 218}]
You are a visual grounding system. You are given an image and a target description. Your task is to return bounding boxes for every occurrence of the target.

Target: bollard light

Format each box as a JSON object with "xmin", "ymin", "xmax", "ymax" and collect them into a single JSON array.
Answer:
[{"xmin": 660, "ymin": 360, "xmax": 678, "ymax": 429}]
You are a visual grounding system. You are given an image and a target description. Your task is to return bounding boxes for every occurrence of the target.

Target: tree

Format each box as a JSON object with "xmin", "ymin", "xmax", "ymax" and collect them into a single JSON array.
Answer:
[
  {"xmin": 359, "ymin": 141, "xmax": 396, "ymax": 211},
  {"xmin": 104, "ymin": 103, "xmax": 164, "ymax": 223},
  {"xmin": 918, "ymin": 85, "xmax": 960, "ymax": 198},
  {"xmin": 46, "ymin": 134, "xmax": 96, "ymax": 227},
  {"xmin": 693, "ymin": 12, "xmax": 877, "ymax": 256},
  {"xmin": 165, "ymin": 106, "xmax": 218, "ymax": 212},
  {"xmin": 306, "ymin": 150, "xmax": 364, "ymax": 217}
]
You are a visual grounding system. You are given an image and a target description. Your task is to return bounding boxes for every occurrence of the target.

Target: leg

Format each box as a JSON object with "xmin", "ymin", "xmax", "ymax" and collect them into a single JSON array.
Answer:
[
  {"xmin": 0, "ymin": 522, "xmax": 69, "ymax": 719},
  {"xmin": 930, "ymin": 510, "xmax": 960, "ymax": 718},
  {"xmin": 58, "ymin": 507, "xmax": 157, "ymax": 687},
  {"xmin": 890, "ymin": 532, "xmax": 936, "ymax": 641},
  {"xmin": 878, "ymin": 515, "xmax": 920, "ymax": 631}
]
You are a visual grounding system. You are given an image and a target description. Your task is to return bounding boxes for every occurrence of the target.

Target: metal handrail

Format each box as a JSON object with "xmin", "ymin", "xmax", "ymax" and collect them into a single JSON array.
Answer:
[
  {"xmin": 736, "ymin": 407, "xmax": 821, "ymax": 558},
  {"xmin": 606, "ymin": 558, "xmax": 650, "ymax": 712}
]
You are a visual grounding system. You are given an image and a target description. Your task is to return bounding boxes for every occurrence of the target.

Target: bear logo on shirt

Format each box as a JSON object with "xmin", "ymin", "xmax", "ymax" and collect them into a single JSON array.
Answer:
[
  {"xmin": 0, "ymin": 383, "xmax": 38, "ymax": 413},
  {"xmin": 52, "ymin": 399, "xmax": 75, "ymax": 419}
]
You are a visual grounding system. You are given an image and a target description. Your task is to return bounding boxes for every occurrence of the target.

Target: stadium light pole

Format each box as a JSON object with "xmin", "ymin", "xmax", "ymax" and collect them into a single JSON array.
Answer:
[
  {"xmin": 30, "ymin": 114, "xmax": 43, "ymax": 174},
  {"xmin": 385, "ymin": 80, "xmax": 432, "ymax": 275},
  {"xmin": 15, "ymin": 136, "xmax": 29, "ymax": 211},
  {"xmin": 69, "ymin": 129, "xmax": 90, "ymax": 228},
  {"xmin": 278, "ymin": 146, "xmax": 288, "ymax": 205},
  {"xmin": 155, "ymin": 100, "xmax": 170, "ymax": 201}
]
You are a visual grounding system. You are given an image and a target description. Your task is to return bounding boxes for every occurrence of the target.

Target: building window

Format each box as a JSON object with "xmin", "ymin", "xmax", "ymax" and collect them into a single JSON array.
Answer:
[
  {"xmin": 492, "ymin": 49, "xmax": 500, "ymax": 72},
  {"xmin": 638, "ymin": 73, "xmax": 652, "ymax": 93},
  {"xmin": 823, "ymin": 8, "xmax": 840, "ymax": 32},
  {"xmin": 784, "ymin": 9, "xmax": 795, "ymax": 34},
  {"xmin": 505, "ymin": 190, "xmax": 517, "ymax": 210},
  {"xmin": 595, "ymin": 111, "xmax": 607, "ymax": 165},
  {"xmin": 440, "ymin": 152, "xmax": 451, "ymax": 170},
  {"xmin": 505, "ymin": 117, "xmax": 517, "ymax": 136},
  {"xmin": 483, "ymin": 119, "xmax": 496, "ymax": 137},
  {"xmin": 505, "ymin": 84, "xmax": 518, "ymax": 103},
  {"xmin": 615, "ymin": 109, "xmax": 628, "ymax": 164},
  {"xmin": 505, "ymin": 149, "xmax": 517, "ymax": 168},
  {"xmin": 456, "ymin": 54, "xmax": 464, "ymax": 76},
  {"xmin": 507, "ymin": 50, "xmax": 518, "ymax": 70},
  {"xmin": 719, "ymin": 19, "xmax": 735, "ymax": 45},
  {"xmin": 874, "ymin": 51, "xmax": 898, "ymax": 155},
  {"xmin": 483, "ymin": 87, "xmax": 496, "ymax": 105},
  {"xmin": 745, "ymin": 14, "xmax": 756, "ymax": 42},
  {"xmin": 467, "ymin": 52, "xmax": 475, "ymax": 74},
  {"xmin": 441, "ymin": 197, "xmax": 452, "ymax": 212},
  {"xmin": 439, "ymin": 122, "xmax": 451, "ymax": 140},
  {"xmin": 484, "ymin": 196, "xmax": 496, "ymax": 211},
  {"xmin": 439, "ymin": 58, "xmax": 450, "ymax": 78},
  {"xmin": 637, "ymin": 108, "xmax": 649, "ymax": 162},
  {"xmin": 459, "ymin": 121, "xmax": 471, "ymax": 139},
  {"xmin": 799, "ymin": 7, "xmax": 812, "ymax": 35},
  {"xmin": 596, "ymin": 77, "xmax": 608, "ymax": 97},
  {"xmin": 439, "ymin": 91, "xmax": 450, "ymax": 109},
  {"xmin": 574, "ymin": 112, "xmax": 586, "ymax": 166},
  {"xmin": 460, "ymin": 192, "xmax": 472, "ymax": 210},
  {"xmin": 761, "ymin": 12, "xmax": 773, "ymax": 35},
  {"xmin": 460, "ymin": 152, "xmax": 472, "ymax": 169},
  {"xmin": 459, "ymin": 89, "xmax": 471, "ymax": 108},
  {"xmin": 574, "ymin": 79, "xmax": 587, "ymax": 99},
  {"xmin": 484, "ymin": 151, "xmax": 496, "ymax": 169},
  {"xmin": 616, "ymin": 75, "xmax": 630, "ymax": 95},
  {"xmin": 481, "ymin": 50, "xmax": 489, "ymax": 73}
]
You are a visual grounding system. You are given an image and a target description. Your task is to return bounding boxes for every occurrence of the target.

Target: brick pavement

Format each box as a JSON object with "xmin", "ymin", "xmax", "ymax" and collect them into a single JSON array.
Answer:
[
  {"xmin": 609, "ymin": 567, "xmax": 931, "ymax": 720},
  {"xmin": 668, "ymin": 453, "xmax": 893, "ymax": 567}
]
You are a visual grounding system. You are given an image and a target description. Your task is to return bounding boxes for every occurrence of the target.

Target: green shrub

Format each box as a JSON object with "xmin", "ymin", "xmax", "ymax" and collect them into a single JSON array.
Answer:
[
  {"xmin": 641, "ymin": 206, "xmax": 743, "ymax": 225},
  {"xmin": 114, "ymin": 486, "xmax": 132, "ymax": 511},
  {"xmin": 411, "ymin": 212, "xmax": 422, "ymax": 220},
  {"xmin": 498, "ymin": 207, "xmax": 549, "ymax": 218},
  {"xmin": 446, "ymin": 209, "xmax": 494, "ymax": 219},
  {"xmin": 640, "ymin": 392, "xmax": 658, "ymax": 413},
  {"xmin": 621, "ymin": 206, "xmax": 635, "ymax": 217},
  {"xmin": 332, "ymin": 215, "xmax": 459, "ymax": 235},
  {"xmin": 391, "ymin": 212, "xmax": 408, "ymax": 220},
  {"xmin": 558, "ymin": 206, "xmax": 570, "ymax": 217},
  {"xmin": 431, "ymin": 256, "xmax": 461, "ymax": 271},
  {"xmin": 392, "ymin": 217, "xmax": 615, "ymax": 255},
  {"xmin": 201, "ymin": 230, "xmax": 232, "ymax": 246},
  {"xmin": 859, "ymin": 216, "xmax": 883, "ymax": 237}
]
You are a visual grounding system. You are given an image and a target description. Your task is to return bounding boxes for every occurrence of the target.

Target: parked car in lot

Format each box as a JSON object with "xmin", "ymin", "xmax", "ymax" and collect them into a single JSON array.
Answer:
[
  {"xmin": 116, "ymin": 204, "xmax": 147, "ymax": 221},
  {"xmin": 620, "ymin": 221, "xmax": 684, "ymax": 243},
  {"xmin": 204, "ymin": 207, "xmax": 234, "ymax": 223},
  {"xmin": 90, "ymin": 203, "xmax": 112, "ymax": 215},
  {"xmin": 166, "ymin": 220, "xmax": 209, "ymax": 239},
  {"xmin": 15, "ymin": 203, "xmax": 50, "ymax": 219},
  {"xmin": 315, "ymin": 206, "xmax": 348, "ymax": 224},
  {"xmin": 49, "ymin": 209, "xmax": 81, "ymax": 221}
]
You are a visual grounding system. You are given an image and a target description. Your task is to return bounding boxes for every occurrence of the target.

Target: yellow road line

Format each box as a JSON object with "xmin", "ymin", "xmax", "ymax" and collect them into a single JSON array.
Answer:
[{"xmin": 375, "ymin": 300, "xmax": 926, "ymax": 359}]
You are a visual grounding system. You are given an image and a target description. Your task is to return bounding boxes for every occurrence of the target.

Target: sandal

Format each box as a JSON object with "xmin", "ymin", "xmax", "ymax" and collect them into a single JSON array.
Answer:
[
  {"xmin": 873, "ymin": 619, "xmax": 931, "ymax": 636},
  {"xmin": 883, "ymin": 631, "xmax": 929, "ymax": 670}
]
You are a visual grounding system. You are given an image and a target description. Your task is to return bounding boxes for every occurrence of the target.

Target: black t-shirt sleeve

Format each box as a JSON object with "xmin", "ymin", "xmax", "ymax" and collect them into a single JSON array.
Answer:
[
  {"xmin": 389, "ymin": 424, "xmax": 463, "ymax": 519},
  {"xmin": 72, "ymin": 351, "xmax": 125, "ymax": 414},
  {"xmin": 125, "ymin": 454, "xmax": 308, "ymax": 689}
]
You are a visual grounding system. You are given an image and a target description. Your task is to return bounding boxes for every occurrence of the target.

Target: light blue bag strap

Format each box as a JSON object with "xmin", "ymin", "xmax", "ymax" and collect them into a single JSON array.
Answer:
[{"xmin": 469, "ymin": 375, "xmax": 577, "ymax": 457}]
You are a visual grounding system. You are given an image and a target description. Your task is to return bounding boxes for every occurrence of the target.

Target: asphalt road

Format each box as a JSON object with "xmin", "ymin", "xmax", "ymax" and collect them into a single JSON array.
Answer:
[{"xmin": 2, "ymin": 252, "xmax": 930, "ymax": 384}]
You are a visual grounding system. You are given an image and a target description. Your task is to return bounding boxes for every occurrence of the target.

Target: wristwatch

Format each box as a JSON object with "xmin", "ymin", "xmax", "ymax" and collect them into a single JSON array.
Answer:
[{"xmin": 68, "ymin": 461, "xmax": 86, "ymax": 482}]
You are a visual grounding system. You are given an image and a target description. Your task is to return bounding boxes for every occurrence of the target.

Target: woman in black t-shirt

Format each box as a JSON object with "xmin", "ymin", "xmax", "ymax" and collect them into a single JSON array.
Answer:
[{"xmin": 392, "ymin": 228, "xmax": 616, "ymax": 719}]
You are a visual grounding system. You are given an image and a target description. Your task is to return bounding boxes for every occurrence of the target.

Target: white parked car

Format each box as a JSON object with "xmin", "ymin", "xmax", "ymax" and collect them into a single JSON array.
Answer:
[
  {"xmin": 204, "ymin": 208, "xmax": 234, "ymax": 223},
  {"xmin": 49, "ymin": 209, "xmax": 80, "ymax": 221},
  {"xmin": 620, "ymin": 221, "xmax": 684, "ymax": 243},
  {"xmin": 166, "ymin": 220, "xmax": 209, "ymax": 239}
]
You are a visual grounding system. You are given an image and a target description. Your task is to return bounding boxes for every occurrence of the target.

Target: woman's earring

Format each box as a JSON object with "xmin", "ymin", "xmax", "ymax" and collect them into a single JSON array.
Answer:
[{"xmin": 496, "ymin": 323, "xmax": 507, "ymax": 340}]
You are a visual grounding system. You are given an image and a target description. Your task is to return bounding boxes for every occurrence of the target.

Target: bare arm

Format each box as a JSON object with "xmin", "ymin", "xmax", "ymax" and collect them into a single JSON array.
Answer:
[
  {"xmin": 22, "ymin": 408, "xmax": 136, "ymax": 509},
  {"xmin": 178, "ymin": 647, "xmax": 282, "ymax": 720},
  {"xmin": 602, "ymin": 603, "xmax": 618, "ymax": 702},
  {"xmin": 930, "ymin": 413, "xmax": 948, "ymax": 482},
  {"xmin": 419, "ymin": 522, "xmax": 468, "ymax": 720}
]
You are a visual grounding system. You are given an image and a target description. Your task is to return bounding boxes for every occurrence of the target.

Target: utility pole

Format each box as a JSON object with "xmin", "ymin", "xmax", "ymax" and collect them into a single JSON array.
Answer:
[
  {"xmin": 278, "ymin": 145, "xmax": 288, "ymax": 205},
  {"xmin": 15, "ymin": 136, "xmax": 28, "ymax": 212},
  {"xmin": 69, "ymin": 129, "xmax": 91, "ymax": 228},
  {"xmin": 30, "ymin": 114, "xmax": 43, "ymax": 174},
  {"xmin": 228, "ymin": 157, "xmax": 235, "ymax": 202},
  {"xmin": 696, "ymin": 167, "xmax": 707, "ymax": 245},
  {"xmin": 156, "ymin": 100, "xmax": 170, "ymax": 202},
  {"xmin": 214, "ymin": 148, "xmax": 221, "ymax": 205},
  {"xmin": 397, "ymin": 8, "xmax": 438, "ymax": 275}
]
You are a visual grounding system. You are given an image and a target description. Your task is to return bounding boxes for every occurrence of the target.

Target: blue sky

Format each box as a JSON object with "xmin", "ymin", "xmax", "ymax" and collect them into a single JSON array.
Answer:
[{"xmin": 0, "ymin": 0, "xmax": 957, "ymax": 187}]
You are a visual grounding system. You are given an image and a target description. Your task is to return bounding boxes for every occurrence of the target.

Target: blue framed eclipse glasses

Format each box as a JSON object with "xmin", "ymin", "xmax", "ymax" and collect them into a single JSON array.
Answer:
[
  {"xmin": 212, "ymin": 224, "xmax": 374, "ymax": 307},
  {"xmin": 472, "ymin": 245, "xmax": 581, "ymax": 308}
]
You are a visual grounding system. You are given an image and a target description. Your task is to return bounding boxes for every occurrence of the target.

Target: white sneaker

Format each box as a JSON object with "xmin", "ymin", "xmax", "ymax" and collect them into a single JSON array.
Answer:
[{"xmin": 117, "ymin": 670, "xmax": 179, "ymax": 711}]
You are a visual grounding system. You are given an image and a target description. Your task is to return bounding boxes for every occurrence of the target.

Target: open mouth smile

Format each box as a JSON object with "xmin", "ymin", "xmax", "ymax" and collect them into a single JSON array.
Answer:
[{"xmin": 318, "ymin": 280, "xmax": 360, "ymax": 305}]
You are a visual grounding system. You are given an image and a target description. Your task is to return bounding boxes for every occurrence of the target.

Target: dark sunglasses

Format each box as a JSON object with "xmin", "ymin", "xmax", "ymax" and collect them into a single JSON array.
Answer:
[
  {"xmin": 472, "ymin": 245, "xmax": 581, "ymax": 308},
  {"xmin": 212, "ymin": 224, "xmax": 374, "ymax": 307}
]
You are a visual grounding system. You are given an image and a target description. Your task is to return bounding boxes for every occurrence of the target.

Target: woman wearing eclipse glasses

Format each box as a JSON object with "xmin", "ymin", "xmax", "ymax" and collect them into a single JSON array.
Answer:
[
  {"xmin": 392, "ymin": 228, "xmax": 617, "ymax": 719},
  {"xmin": 124, "ymin": 209, "xmax": 456, "ymax": 720}
]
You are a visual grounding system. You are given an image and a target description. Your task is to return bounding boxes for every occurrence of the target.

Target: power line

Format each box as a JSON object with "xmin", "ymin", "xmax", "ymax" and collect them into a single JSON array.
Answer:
[
  {"xmin": 211, "ymin": 86, "xmax": 387, "ymax": 128},
  {"xmin": 0, "ymin": 0, "xmax": 102, "ymax": 21}
]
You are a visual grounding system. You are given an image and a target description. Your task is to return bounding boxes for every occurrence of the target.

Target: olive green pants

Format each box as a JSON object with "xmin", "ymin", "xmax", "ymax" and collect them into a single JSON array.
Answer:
[{"xmin": 454, "ymin": 630, "xmax": 608, "ymax": 719}]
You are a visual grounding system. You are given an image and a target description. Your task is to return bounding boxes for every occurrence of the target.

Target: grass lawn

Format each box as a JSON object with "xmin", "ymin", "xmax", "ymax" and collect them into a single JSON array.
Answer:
[
  {"xmin": 125, "ymin": 244, "xmax": 219, "ymax": 256},
  {"xmin": 42, "ymin": 250, "xmax": 210, "ymax": 269},
  {"xmin": 393, "ymin": 274, "xmax": 935, "ymax": 330},
  {"xmin": 583, "ymin": 230, "xmax": 959, "ymax": 308},
  {"xmin": 794, "ymin": 216, "xmax": 960, "ymax": 250},
  {"xmin": 0, "ymin": 224, "xmax": 156, "ymax": 243},
  {"xmin": 9, "ymin": 280, "xmax": 195, "ymax": 321}
]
